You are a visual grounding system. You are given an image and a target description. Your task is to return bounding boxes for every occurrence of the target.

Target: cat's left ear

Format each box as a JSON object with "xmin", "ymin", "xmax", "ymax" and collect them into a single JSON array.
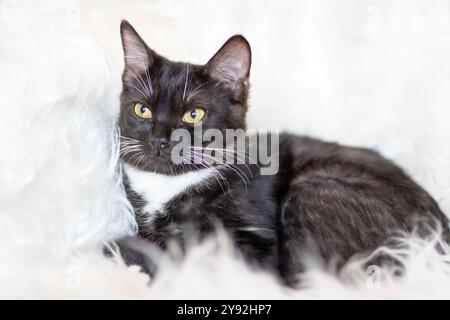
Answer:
[{"xmin": 206, "ymin": 35, "xmax": 252, "ymax": 100}]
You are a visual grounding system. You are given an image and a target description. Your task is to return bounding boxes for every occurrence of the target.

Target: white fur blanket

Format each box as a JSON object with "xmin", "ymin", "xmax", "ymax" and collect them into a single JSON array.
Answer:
[{"xmin": 1, "ymin": 0, "xmax": 450, "ymax": 299}]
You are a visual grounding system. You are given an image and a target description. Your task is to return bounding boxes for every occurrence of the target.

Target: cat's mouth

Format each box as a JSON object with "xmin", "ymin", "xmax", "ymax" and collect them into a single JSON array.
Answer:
[
  {"xmin": 140, "ymin": 151, "xmax": 172, "ymax": 165},
  {"xmin": 121, "ymin": 150, "xmax": 194, "ymax": 176}
]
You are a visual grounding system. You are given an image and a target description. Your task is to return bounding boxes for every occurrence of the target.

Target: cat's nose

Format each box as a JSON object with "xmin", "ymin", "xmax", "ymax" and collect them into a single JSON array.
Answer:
[{"xmin": 151, "ymin": 137, "xmax": 170, "ymax": 152}]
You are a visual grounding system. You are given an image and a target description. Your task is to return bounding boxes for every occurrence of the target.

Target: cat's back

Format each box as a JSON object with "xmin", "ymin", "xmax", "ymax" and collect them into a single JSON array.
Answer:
[
  {"xmin": 278, "ymin": 133, "xmax": 435, "ymax": 194},
  {"xmin": 278, "ymin": 133, "xmax": 447, "ymax": 222}
]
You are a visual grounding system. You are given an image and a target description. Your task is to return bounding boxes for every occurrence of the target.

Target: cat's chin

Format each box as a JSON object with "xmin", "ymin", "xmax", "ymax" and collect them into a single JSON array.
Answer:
[{"xmin": 121, "ymin": 158, "xmax": 203, "ymax": 176}]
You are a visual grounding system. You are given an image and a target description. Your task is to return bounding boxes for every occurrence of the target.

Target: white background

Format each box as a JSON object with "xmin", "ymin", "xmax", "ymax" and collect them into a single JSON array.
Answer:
[{"xmin": 1, "ymin": 0, "xmax": 450, "ymax": 298}]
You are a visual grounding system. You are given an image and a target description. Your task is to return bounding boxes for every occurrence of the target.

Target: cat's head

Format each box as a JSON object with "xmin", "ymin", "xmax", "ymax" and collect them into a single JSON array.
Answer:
[{"xmin": 118, "ymin": 20, "xmax": 251, "ymax": 175}]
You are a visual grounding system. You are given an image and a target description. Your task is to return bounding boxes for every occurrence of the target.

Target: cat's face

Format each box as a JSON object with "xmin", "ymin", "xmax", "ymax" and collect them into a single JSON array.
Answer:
[{"xmin": 118, "ymin": 21, "xmax": 251, "ymax": 175}]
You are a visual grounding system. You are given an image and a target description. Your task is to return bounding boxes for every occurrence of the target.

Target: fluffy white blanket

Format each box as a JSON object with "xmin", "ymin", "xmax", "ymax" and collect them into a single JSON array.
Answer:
[{"xmin": 1, "ymin": 0, "xmax": 450, "ymax": 299}]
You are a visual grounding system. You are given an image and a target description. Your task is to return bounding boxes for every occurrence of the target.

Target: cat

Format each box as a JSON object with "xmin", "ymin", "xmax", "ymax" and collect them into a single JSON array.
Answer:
[{"xmin": 113, "ymin": 20, "xmax": 449, "ymax": 285}]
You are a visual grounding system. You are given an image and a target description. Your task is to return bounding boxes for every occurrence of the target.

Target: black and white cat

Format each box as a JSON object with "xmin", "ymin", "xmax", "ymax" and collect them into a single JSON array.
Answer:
[{"xmin": 114, "ymin": 20, "xmax": 449, "ymax": 285}]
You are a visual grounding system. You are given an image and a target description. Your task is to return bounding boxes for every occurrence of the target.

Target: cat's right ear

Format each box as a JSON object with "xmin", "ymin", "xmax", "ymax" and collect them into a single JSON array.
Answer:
[{"xmin": 120, "ymin": 20, "xmax": 153, "ymax": 76}]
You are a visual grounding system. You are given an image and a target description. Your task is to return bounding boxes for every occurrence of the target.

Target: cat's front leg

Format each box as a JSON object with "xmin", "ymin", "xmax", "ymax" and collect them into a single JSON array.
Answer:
[{"xmin": 104, "ymin": 236, "xmax": 160, "ymax": 279}]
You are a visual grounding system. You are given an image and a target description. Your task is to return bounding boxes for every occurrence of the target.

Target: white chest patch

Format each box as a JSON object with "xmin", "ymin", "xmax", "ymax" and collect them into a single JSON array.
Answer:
[{"xmin": 124, "ymin": 164, "xmax": 215, "ymax": 218}]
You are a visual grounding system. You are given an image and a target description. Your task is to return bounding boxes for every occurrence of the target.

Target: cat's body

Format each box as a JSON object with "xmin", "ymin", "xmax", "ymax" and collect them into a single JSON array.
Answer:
[
  {"xmin": 122, "ymin": 133, "xmax": 449, "ymax": 283},
  {"xmin": 114, "ymin": 21, "xmax": 449, "ymax": 285}
]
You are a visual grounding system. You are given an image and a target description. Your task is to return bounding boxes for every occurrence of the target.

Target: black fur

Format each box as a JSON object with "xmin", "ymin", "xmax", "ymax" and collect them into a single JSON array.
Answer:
[{"xmin": 113, "ymin": 20, "xmax": 450, "ymax": 285}]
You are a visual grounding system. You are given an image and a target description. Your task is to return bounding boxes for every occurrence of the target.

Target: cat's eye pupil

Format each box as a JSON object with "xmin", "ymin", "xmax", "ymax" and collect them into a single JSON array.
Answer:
[
  {"xmin": 190, "ymin": 109, "xmax": 197, "ymax": 119},
  {"xmin": 141, "ymin": 106, "xmax": 147, "ymax": 114}
]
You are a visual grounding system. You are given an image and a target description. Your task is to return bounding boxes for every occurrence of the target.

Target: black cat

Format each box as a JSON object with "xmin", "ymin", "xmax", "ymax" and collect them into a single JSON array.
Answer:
[{"xmin": 113, "ymin": 20, "xmax": 449, "ymax": 285}]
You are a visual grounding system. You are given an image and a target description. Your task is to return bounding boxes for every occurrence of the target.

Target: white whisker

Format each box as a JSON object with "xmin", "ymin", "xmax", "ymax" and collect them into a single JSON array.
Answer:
[
  {"xmin": 189, "ymin": 146, "xmax": 255, "ymax": 180},
  {"xmin": 189, "ymin": 150, "xmax": 250, "ymax": 190},
  {"xmin": 183, "ymin": 65, "xmax": 190, "ymax": 102}
]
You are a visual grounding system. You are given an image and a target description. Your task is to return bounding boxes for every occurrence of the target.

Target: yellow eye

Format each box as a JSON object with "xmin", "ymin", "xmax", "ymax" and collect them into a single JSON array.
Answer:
[
  {"xmin": 182, "ymin": 108, "xmax": 205, "ymax": 124},
  {"xmin": 133, "ymin": 103, "xmax": 152, "ymax": 119}
]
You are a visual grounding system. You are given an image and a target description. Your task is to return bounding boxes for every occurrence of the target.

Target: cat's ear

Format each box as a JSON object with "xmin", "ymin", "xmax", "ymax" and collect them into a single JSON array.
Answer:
[
  {"xmin": 120, "ymin": 20, "xmax": 153, "ymax": 76},
  {"xmin": 206, "ymin": 35, "xmax": 252, "ymax": 99}
]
